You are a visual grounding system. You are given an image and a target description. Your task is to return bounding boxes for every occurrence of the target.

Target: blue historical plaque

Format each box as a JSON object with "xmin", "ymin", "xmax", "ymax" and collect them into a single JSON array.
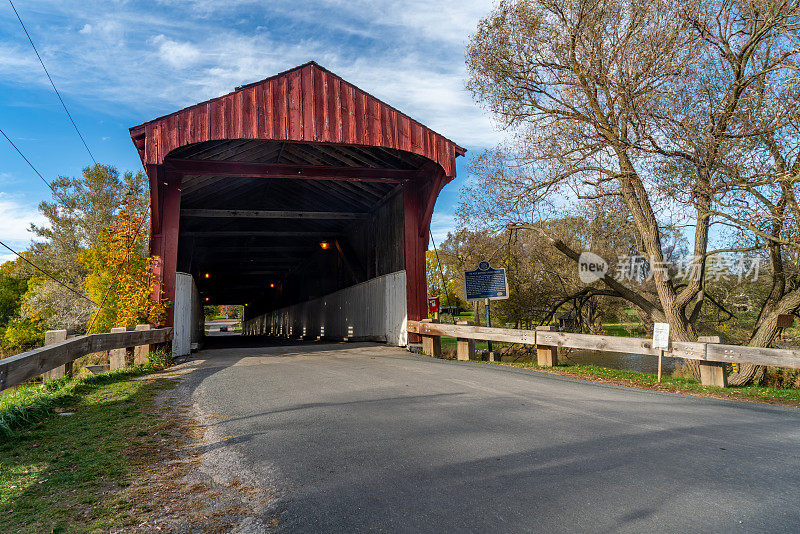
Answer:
[{"xmin": 464, "ymin": 262, "xmax": 509, "ymax": 301}]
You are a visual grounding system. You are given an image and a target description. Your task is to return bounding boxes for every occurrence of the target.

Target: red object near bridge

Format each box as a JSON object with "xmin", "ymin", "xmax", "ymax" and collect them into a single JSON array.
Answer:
[{"xmin": 428, "ymin": 297, "xmax": 440, "ymax": 313}]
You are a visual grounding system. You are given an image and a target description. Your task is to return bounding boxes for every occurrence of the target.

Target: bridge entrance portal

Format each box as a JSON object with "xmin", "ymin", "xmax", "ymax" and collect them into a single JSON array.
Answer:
[{"xmin": 129, "ymin": 62, "xmax": 464, "ymax": 355}]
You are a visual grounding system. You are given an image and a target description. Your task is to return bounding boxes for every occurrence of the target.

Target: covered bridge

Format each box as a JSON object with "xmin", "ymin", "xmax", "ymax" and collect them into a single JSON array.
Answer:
[{"xmin": 129, "ymin": 62, "xmax": 464, "ymax": 353}]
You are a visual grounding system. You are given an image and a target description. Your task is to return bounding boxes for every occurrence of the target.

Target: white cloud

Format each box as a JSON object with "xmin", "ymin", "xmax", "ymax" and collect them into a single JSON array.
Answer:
[
  {"xmin": 0, "ymin": 193, "xmax": 47, "ymax": 251},
  {"xmin": 0, "ymin": 0, "xmax": 505, "ymax": 147},
  {"xmin": 151, "ymin": 34, "xmax": 203, "ymax": 67},
  {"xmin": 430, "ymin": 211, "xmax": 456, "ymax": 246}
]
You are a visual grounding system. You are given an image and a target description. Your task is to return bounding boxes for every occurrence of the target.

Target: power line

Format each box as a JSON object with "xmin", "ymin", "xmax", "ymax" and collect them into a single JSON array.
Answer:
[
  {"xmin": 0, "ymin": 239, "xmax": 99, "ymax": 307},
  {"xmin": 1, "ymin": 125, "xmax": 77, "ymax": 211},
  {"xmin": 1, "ymin": 133, "xmax": 149, "ymax": 326},
  {"xmin": 0, "ymin": 126, "xmax": 56, "ymax": 193},
  {"xmin": 8, "ymin": 0, "xmax": 97, "ymax": 165}
]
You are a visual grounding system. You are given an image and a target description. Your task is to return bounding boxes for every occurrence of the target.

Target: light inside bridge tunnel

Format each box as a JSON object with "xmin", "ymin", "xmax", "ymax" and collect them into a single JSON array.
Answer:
[{"xmin": 131, "ymin": 62, "xmax": 464, "ymax": 355}]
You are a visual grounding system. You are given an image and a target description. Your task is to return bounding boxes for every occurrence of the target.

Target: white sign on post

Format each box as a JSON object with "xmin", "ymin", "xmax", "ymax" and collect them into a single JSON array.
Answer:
[{"xmin": 652, "ymin": 322, "xmax": 670, "ymax": 350}]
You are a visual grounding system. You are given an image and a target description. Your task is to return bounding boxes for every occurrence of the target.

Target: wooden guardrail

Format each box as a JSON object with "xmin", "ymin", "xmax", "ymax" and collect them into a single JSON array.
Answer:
[
  {"xmin": 408, "ymin": 320, "xmax": 800, "ymax": 387},
  {"xmin": 0, "ymin": 326, "xmax": 172, "ymax": 391}
]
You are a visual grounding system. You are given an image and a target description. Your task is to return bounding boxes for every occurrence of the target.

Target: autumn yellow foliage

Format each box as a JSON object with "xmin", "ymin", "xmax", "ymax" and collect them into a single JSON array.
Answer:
[{"xmin": 82, "ymin": 201, "xmax": 168, "ymax": 333}]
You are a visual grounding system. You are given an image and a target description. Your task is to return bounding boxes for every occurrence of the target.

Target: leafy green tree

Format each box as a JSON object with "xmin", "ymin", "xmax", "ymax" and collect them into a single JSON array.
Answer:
[
  {"xmin": 17, "ymin": 165, "xmax": 147, "ymax": 334},
  {"xmin": 27, "ymin": 164, "xmax": 146, "ymax": 282},
  {"xmin": 17, "ymin": 278, "xmax": 92, "ymax": 332},
  {"xmin": 466, "ymin": 0, "xmax": 800, "ymax": 382},
  {"xmin": 0, "ymin": 260, "xmax": 28, "ymax": 325}
]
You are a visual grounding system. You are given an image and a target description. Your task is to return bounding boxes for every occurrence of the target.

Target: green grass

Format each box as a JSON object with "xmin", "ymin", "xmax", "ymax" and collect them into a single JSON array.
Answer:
[
  {"xmin": 0, "ymin": 352, "xmax": 170, "ymax": 438},
  {"xmin": 599, "ymin": 323, "xmax": 641, "ymax": 337},
  {"xmin": 492, "ymin": 360, "xmax": 800, "ymax": 404},
  {"xmin": 0, "ymin": 359, "xmax": 178, "ymax": 532},
  {"xmin": 440, "ymin": 335, "xmax": 492, "ymax": 351}
]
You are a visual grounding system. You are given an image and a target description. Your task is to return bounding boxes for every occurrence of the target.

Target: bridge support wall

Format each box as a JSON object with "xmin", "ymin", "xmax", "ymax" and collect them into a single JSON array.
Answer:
[{"xmin": 243, "ymin": 271, "xmax": 407, "ymax": 346}]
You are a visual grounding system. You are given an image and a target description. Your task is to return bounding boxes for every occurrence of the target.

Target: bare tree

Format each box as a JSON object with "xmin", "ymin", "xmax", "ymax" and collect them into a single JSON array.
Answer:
[{"xmin": 465, "ymin": 0, "xmax": 800, "ymax": 381}]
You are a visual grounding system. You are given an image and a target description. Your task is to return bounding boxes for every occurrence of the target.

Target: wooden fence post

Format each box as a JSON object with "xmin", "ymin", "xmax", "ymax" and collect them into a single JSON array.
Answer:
[
  {"xmin": 134, "ymin": 324, "xmax": 152, "ymax": 365},
  {"xmin": 109, "ymin": 327, "xmax": 127, "ymax": 370},
  {"xmin": 536, "ymin": 326, "xmax": 558, "ymax": 367},
  {"xmin": 42, "ymin": 330, "xmax": 69, "ymax": 380},
  {"xmin": 456, "ymin": 321, "xmax": 475, "ymax": 361},
  {"xmin": 698, "ymin": 335, "xmax": 727, "ymax": 387},
  {"xmin": 420, "ymin": 319, "xmax": 442, "ymax": 358}
]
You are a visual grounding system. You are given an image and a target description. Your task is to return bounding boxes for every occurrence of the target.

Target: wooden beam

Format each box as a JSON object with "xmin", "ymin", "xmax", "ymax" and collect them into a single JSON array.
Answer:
[
  {"xmin": 154, "ymin": 172, "xmax": 181, "ymax": 327},
  {"xmin": 145, "ymin": 164, "xmax": 161, "ymax": 234},
  {"xmin": 456, "ymin": 320, "xmax": 476, "ymax": 361},
  {"xmin": 164, "ymin": 158, "xmax": 414, "ymax": 183},
  {"xmin": 535, "ymin": 326, "xmax": 558, "ymax": 366},
  {"xmin": 407, "ymin": 320, "xmax": 800, "ymax": 370},
  {"xmin": 0, "ymin": 328, "xmax": 173, "ymax": 391},
  {"xmin": 535, "ymin": 330, "xmax": 705, "ymax": 360},
  {"xmin": 42, "ymin": 330, "xmax": 69, "ymax": 380},
  {"xmin": 199, "ymin": 260, "xmax": 302, "ymax": 267},
  {"xmin": 697, "ymin": 336, "xmax": 727, "ymax": 387},
  {"xmin": 192, "ymin": 246, "xmax": 316, "ymax": 252},
  {"xmin": 420, "ymin": 172, "xmax": 444, "ymax": 238},
  {"xmin": 420, "ymin": 319, "xmax": 442, "ymax": 357},
  {"xmin": 202, "ymin": 284, "xmax": 278, "ymax": 291},
  {"xmin": 707, "ymin": 343, "xmax": 800, "ymax": 368},
  {"xmin": 404, "ymin": 180, "xmax": 427, "ymax": 339},
  {"xmin": 200, "ymin": 271, "xmax": 283, "ymax": 276},
  {"xmin": 181, "ymin": 231, "xmax": 344, "ymax": 237},
  {"xmin": 181, "ymin": 209, "xmax": 368, "ymax": 220}
]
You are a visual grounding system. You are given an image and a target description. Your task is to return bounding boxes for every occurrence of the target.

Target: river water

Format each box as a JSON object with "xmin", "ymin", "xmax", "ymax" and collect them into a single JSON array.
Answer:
[{"xmin": 556, "ymin": 348, "xmax": 681, "ymax": 374}]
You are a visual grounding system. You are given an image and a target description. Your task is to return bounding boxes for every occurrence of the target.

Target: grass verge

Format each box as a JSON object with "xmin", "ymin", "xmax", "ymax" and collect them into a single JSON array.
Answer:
[
  {"xmin": 0, "ymin": 364, "xmax": 180, "ymax": 532},
  {"xmin": 0, "ymin": 352, "xmax": 169, "ymax": 438},
  {"xmin": 487, "ymin": 360, "xmax": 800, "ymax": 407}
]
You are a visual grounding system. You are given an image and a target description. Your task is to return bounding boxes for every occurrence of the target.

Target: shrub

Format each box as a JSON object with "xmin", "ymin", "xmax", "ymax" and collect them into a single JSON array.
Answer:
[
  {"xmin": 147, "ymin": 349, "xmax": 172, "ymax": 369},
  {"xmin": 3, "ymin": 318, "xmax": 45, "ymax": 350}
]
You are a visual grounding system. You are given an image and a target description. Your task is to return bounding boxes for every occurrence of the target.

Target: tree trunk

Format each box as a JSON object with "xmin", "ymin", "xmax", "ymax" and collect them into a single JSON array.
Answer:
[
  {"xmin": 727, "ymin": 364, "xmax": 765, "ymax": 386},
  {"xmin": 729, "ymin": 288, "xmax": 800, "ymax": 385}
]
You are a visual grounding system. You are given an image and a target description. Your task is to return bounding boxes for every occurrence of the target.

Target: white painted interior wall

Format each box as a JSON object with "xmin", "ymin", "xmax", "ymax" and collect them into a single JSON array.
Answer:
[
  {"xmin": 243, "ymin": 270, "xmax": 408, "ymax": 346},
  {"xmin": 173, "ymin": 272, "xmax": 202, "ymax": 357}
]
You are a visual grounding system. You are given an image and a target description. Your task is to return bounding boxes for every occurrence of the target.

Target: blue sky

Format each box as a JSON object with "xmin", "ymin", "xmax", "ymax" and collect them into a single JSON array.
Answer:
[{"xmin": 0, "ymin": 0, "xmax": 503, "ymax": 262}]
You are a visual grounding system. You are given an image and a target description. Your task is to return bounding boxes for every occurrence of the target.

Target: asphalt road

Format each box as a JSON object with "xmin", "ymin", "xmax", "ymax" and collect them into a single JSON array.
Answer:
[{"xmin": 179, "ymin": 338, "xmax": 800, "ymax": 533}]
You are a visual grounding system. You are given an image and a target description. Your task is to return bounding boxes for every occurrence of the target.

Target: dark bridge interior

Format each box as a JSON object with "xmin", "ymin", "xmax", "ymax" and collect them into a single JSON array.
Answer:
[{"xmin": 170, "ymin": 139, "xmax": 427, "ymax": 311}]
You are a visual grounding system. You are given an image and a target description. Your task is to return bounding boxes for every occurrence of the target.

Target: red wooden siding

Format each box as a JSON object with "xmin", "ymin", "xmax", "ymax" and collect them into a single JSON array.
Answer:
[{"xmin": 130, "ymin": 62, "xmax": 464, "ymax": 178}]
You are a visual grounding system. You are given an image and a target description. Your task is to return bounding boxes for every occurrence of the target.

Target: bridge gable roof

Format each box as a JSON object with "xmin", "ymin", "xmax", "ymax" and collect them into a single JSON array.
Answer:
[{"xmin": 129, "ymin": 61, "xmax": 465, "ymax": 177}]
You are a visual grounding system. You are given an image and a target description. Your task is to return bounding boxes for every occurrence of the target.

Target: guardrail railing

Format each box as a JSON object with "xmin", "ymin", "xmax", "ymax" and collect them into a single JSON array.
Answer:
[
  {"xmin": 407, "ymin": 320, "xmax": 800, "ymax": 387},
  {"xmin": 0, "ymin": 325, "xmax": 173, "ymax": 391}
]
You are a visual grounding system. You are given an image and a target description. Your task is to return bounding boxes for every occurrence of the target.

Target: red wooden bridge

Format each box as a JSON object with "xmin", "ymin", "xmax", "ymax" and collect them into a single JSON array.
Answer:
[{"xmin": 129, "ymin": 62, "xmax": 464, "ymax": 352}]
